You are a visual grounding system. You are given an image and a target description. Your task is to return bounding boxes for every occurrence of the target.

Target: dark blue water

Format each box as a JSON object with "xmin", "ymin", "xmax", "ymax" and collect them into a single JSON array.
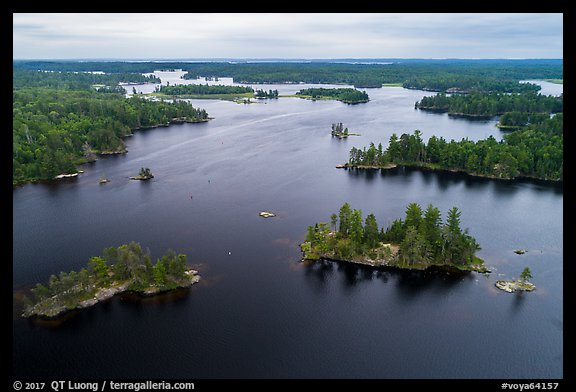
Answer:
[{"xmin": 12, "ymin": 78, "xmax": 563, "ymax": 379}]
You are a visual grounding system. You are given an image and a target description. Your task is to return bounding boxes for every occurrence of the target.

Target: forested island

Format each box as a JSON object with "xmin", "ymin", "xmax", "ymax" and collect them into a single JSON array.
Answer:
[
  {"xmin": 294, "ymin": 87, "xmax": 369, "ymax": 104},
  {"xmin": 13, "ymin": 69, "xmax": 209, "ymax": 186},
  {"xmin": 22, "ymin": 242, "xmax": 200, "ymax": 319},
  {"xmin": 301, "ymin": 202, "xmax": 487, "ymax": 273},
  {"xmin": 255, "ymin": 89, "xmax": 279, "ymax": 98},
  {"xmin": 342, "ymin": 113, "xmax": 562, "ymax": 181},
  {"xmin": 157, "ymin": 83, "xmax": 255, "ymax": 100}
]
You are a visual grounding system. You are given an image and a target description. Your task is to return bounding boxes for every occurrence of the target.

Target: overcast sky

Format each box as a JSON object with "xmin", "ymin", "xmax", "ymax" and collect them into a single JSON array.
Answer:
[{"xmin": 13, "ymin": 13, "xmax": 563, "ymax": 60}]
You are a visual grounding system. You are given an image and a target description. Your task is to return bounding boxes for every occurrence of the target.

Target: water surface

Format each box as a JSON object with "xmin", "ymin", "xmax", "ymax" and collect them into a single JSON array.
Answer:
[{"xmin": 13, "ymin": 76, "xmax": 562, "ymax": 379}]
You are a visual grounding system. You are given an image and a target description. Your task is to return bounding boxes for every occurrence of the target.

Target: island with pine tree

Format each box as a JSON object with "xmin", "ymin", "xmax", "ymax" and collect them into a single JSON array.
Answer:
[
  {"xmin": 495, "ymin": 267, "xmax": 536, "ymax": 293},
  {"xmin": 22, "ymin": 242, "xmax": 200, "ymax": 319},
  {"xmin": 301, "ymin": 202, "xmax": 489, "ymax": 274},
  {"xmin": 129, "ymin": 167, "xmax": 154, "ymax": 180}
]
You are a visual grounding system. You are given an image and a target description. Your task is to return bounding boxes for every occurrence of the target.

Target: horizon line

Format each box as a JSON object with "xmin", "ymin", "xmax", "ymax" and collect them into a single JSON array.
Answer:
[{"xmin": 13, "ymin": 57, "xmax": 564, "ymax": 62}]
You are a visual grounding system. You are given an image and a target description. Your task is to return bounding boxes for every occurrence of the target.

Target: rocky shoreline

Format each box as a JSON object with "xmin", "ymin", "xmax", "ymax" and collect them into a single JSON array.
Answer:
[
  {"xmin": 23, "ymin": 270, "xmax": 200, "ymax": 320},
  {"xmin": 495, "ymin": 279, "xmax": 536, "ymax": 293},
  {"xmin": 301, "ymin": 242, "xmax": 490, "ymax": 274}
]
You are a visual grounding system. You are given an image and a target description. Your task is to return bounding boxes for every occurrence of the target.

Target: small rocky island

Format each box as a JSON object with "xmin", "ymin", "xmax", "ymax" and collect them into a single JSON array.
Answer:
[
  {"xmin": 331, "ymin": 122, "xmax": 360, "ymax": 139},
  {"xmin": 495, "ymin": 267, "xmax": 535, "ymax": 293},
  {"xmin": 129, "ymin": 167, "xmax": 154, "ymax": 180},
  {"xmin": 301, "ymin": 202, "xmax": 489, "ymax": 274},
  {"xmin": 22, "ymin": 241, "xmax": 200, "ymax": 319}
]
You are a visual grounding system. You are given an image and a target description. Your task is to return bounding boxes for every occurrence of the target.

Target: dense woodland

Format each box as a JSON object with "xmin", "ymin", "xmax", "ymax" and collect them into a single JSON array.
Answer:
[
  {"xmin": 347, "ymin": 113, "xmax": 563, "ymax": 181},
  {"xmin": 13, "ymin": 72, "xmax": 208, "ymax": 185},
  {"xmin": 13, "ymin": 69, "xmax": 160, "ymax": 90},
  {"xmin": 23, "ymin": 242, "xmax": 193, "ymax": 317},
  {"xmin": 415, "ymin": 91, "xmax": 563, "ymax": 118},
  {"xmin": 296, "ymin": 87, "xmax": 369, "ymax": 103},
  {"xmin": 303, "ymin": 202, "xmax": 482, "ymax": 269}
]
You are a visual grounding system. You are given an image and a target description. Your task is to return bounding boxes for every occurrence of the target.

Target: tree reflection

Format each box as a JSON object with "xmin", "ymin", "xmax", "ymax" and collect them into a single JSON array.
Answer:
[
  {"xmin": 302, "ymin": 258, "xmax": 471, "ymax": 301},
  {"xmin": 393, "ymin": 268, "xmax": 469, "ymax": 302},
  {"xmin": 302, "ymin": 259, "xmax": 334, "ymax": 294},
  {"xmin": 509, "ymin": 291, "xmax": 526, "ymax": 315}
]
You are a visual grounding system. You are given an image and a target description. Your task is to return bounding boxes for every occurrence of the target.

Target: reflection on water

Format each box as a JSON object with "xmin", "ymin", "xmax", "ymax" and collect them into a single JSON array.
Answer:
[
  {"xmin": 509, "ymin": 292, "xmax": 527, "ymax": 315},
  {"xmin": 346, "ymin": 165, "xmax": 563, "ymax": 196},
  {"xmin": 303, "ymin": 259, "xmax": 334, "ymax": 292},
  {"xmin": 303, "ymin": 258, "xmax": 472, "ymax": 300}
]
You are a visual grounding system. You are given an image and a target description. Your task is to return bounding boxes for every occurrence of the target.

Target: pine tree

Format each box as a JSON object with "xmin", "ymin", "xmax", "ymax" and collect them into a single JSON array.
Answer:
[
  {"xmin": 520, "ymin": 267, "xmax": 532, "ymax": 282},
  {"xmin": 88, "ymin": 256, "xmax": 110, "ymax": 285},
  {"xmin": 446, "ymin": 207, "xmax": 462, "ymax": 235},
  {"xmin": 338, "ymin": 202, "xmax": 352, "ymax": 235},
  {"xmin": 364, "ymin": 213, "xmax": 379, "ymax": 248},
  {"xmin": 153, "ymin": 261, "xmax": 167, "ymax": 287},
  {"xmin": 330, "ymin": 213, "xmax": 338, "ymax": 231},
  {"xmin": 404, "ymin": 203, "xmax": 423, "ymax": 231}
]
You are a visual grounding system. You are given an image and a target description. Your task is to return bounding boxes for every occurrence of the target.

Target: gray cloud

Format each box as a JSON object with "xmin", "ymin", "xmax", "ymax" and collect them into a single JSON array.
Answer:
[{"xmin": 13, "ymin": 13, "xmax": 563, "ymax": 59}]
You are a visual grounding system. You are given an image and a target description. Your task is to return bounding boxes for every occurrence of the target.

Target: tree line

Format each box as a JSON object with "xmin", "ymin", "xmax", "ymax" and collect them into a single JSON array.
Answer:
[
  {"xmin": 24, "ymin": 242, "xmax": 192, "ymax": 316},
  {"xmin": 347, "ymin": 113, "xmax": 562, "ymax": 181},
  {"xmin": 303, "ymin": 202, "xmax": 481, "ymax": 269}
]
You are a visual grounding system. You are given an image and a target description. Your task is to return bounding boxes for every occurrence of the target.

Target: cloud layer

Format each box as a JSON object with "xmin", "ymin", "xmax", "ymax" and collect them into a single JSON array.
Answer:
[{"xmin": 13, "ymin": 13, "xmax": 563, "ymax": 59}]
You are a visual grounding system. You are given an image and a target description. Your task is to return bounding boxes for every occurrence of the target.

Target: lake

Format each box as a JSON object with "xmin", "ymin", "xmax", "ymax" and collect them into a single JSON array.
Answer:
[{"xmin": 12, "ymin": 77, "xmax": 563, "ymax": 379}]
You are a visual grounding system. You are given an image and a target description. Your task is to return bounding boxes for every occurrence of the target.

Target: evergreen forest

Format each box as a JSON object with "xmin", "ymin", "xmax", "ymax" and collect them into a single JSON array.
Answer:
[{"xmin": 12, "ymin": 70, "xmax": 208, "ymax": 185}]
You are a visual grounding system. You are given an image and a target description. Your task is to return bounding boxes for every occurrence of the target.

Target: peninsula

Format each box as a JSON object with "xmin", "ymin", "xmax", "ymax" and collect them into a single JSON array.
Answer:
[
  {"xmin": 12, "ymin": 85, "xmax": 209, "ymax": 186},
  {"xmin": 343, "ymin": 115, "xmax": 563, "ymax": 182},
  {"xmin": 301, "ymin": 202, "xmax": 488, "ymax": 274},
  {"xmin": 22, "ymin": 242, "xmax": 200, "ymax": 319}
]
